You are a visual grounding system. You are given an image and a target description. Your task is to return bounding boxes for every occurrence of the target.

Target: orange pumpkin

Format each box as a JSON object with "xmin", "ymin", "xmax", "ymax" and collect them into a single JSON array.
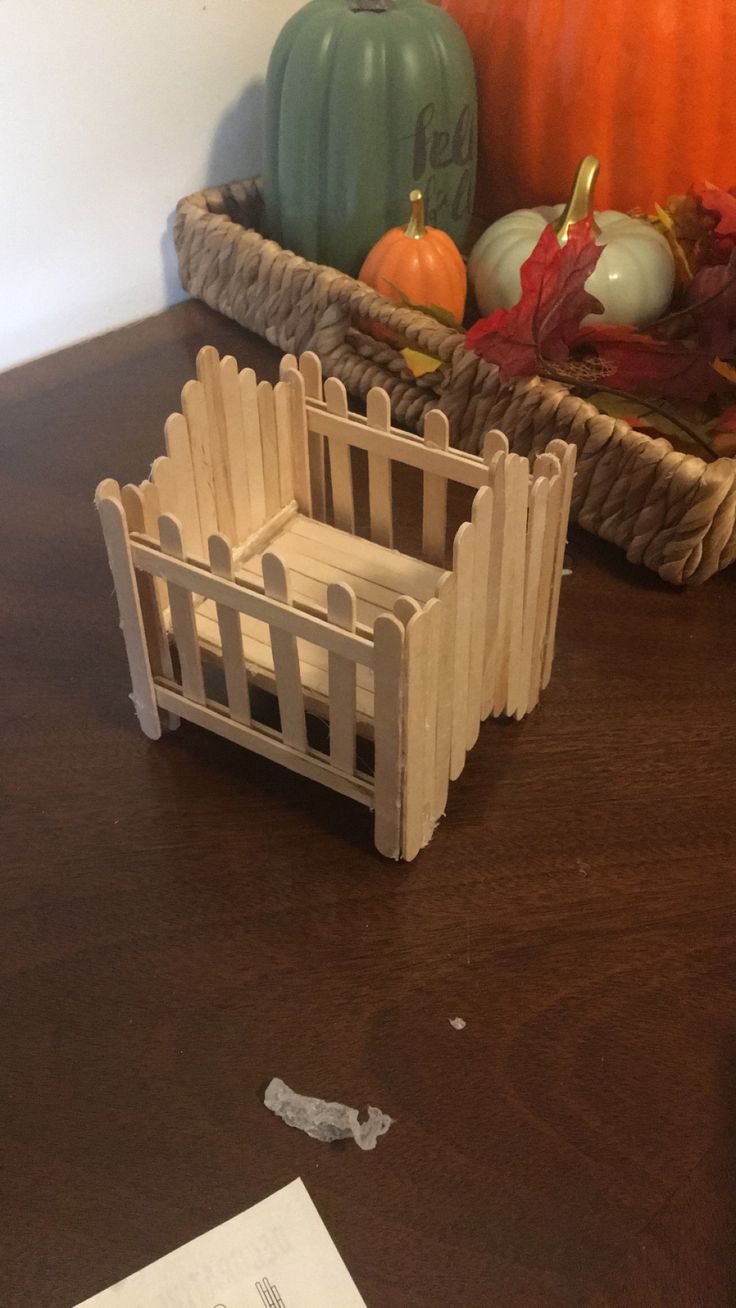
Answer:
[
  {"xmin": 359, "ymin": 190, "xmax": 467, "ymax": 324},
  {"xmin": 439, "ymin": 0, "xmax": 736, "ymax": 221}
]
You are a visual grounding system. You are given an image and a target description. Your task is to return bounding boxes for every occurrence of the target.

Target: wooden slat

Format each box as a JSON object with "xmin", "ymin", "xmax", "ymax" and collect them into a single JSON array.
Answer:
[
  {"xmin": 257, "ymin": 381, "xmax": 282, "ymax": 519},
  {"xmin": 159, "ymin": 513, "xmax": 205, "ymax": 704},
  {"xmin": 95, "ymin": 482, "xmax": 162, "ymax": 740},
  {"xmin": 165, "ymin": 411, "xmax": 203, "ymax": 559},
  {"xmin": 422, "ymin": 409, "xmax": 450, "ymax": 566},
  {"xmin": 402, "ymin": 607, "xmax": 428, "ymax": 861},
  {"xmin": 482, "ymin": 448, "xmax": 508, "ymax": 719},
  {"xmin": 239, "ymin": 367, "xmax": 267, "ymax": 530},
  {"xmin": 393, "ymin": 595, "xmax": 422, "ymax": 627},
  {"xmin": 150, "ymin": 455, "xmax": 177, "ymax": 517},
  {"xmin": 542, "ymin": 440, "xmax": 577, "ymax": 689},
  {"xmin": 307, "ymin": 405, "xmax": 489, "ymax": 488},
  {"xmin": 274, "ymin": 380, "xmax": 296, "ymax": 509},
  {"xmin": 262, "ymin": 551, "xmax": 308, "ymax": 751},
  {"xmin": 494, "ymin": 454, "xmax": 529, "ymax": 718},
  {"xmin": 323, "ymin": 377, "xmax": 355, "ymax": 533},
  {"xmin": 234, "ymin": 501, "xmax": 298, "ymax": 568},
  {"xmin": 300, "ymin": 353, "xmax": 327, "ymax": 521},
  {"xmin": 197, "ymin": 345, "xmax": 236, "ymax": 541},
  {"xmin": 121, "ymin": 483, "xmax": 176, "ymax": 698},
  {"xmin": 529, "ymin": 468, "xmax": 564, "ymax": 712},
  {"xmin": 282, "ymin": 368, "xmax": 312, "ymax": 517},
  {"xmin": 515, "ymin": 475, "xmax": 549, "ymax": 720},
  {"xmin": 220, "ymin": 355, "xmax": 252, "ymax": 541},
  {"xmin": 434, "ymin": 571, "xmax": 456, "ymax": 819},
  {"xmin": 373, "ymin": 613, "xmax": 405, "ymax": 859},
  {"xmin": 327, "ymin": 582, "xmax": 357, "ymax": 773},
  {"xmin": 466, "ymin": 485, "xmax": 494, "ymax": 749},
  {"xmin": 130, "ymin": 538, "xmax": 375, "ymax": 665},
  {"xmin": 279, "ymin": 353, "xmax": 298, "ymax": 380},
  {"xmin": 299, "ymin": 351, "xmax": 323, "ymax": 400},
  {"xmin": 155, "ymin": 682, "xmax": 374, "ymax": 807},
  {"xmin": 422, "ymin": 596, "xmax": 442, "ymax": 842},
  {"xmin": 450, "ymin": 520, "xmax": 474, "ymax": 781},
  {"xmin": 140, "ymin": 479, "xmax": 169, "ymax": 615},
  {"xmin": 287, "ymin": 516, "xmax": 441, "ymax": 600},
  {"xmin": 209, "ymin": 533, "xmax": 251, "ymax": 725},
  {"xmin": 366, "ymin": 387, "xmax": 393, "ymax": 548},
  {"xmin": 182, "ymin": 377, "xmax": 219, "ymax": 546}
]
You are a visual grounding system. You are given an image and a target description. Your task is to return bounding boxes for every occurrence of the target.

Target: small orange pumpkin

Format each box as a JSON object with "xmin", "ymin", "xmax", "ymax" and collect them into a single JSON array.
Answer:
[{"xmin": 359, "ymin": 190, "xmax": 467, "ymax": 324}]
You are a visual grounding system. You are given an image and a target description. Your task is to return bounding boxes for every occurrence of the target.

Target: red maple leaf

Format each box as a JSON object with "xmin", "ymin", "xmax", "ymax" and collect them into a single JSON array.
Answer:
[
  {"xmin": 466, "ymin": 217, "xmax": 604, "ymax": 382},
  {"xmin": 572, "ymin": 324, "xmax": 730, "ymax": 401},
  {"xmin": 693, "ymin": 184, "xmax": 736, "ymax": 253}
]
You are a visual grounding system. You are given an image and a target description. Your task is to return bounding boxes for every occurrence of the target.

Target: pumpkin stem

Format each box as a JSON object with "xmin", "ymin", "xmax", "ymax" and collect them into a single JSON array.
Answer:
[
  {"xmin": 553, "ymin": 155, "xmax": 601, "ymax": 244},
  {"xmin": 405, "ymin": 190, "xmax": 427, "ymax": 239},
  {"xmin": 349, "ymin": 0, "xmax": 395, "ymax": 10}
]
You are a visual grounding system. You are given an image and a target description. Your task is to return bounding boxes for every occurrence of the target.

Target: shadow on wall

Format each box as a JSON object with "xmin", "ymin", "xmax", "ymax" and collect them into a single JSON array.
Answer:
[{"xmin": 160, "ymin": 79, "xmax": 265, "ymax": 304}]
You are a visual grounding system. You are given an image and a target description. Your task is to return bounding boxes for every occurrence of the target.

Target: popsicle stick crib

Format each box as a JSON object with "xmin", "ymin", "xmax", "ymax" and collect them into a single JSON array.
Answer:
[{"xmin": 96, "ymin": 346, "xmax": 575, "ymax": 860}]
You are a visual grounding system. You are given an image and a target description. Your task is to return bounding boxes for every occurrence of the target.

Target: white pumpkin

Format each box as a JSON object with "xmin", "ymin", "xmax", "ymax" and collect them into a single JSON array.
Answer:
[{"xmin": 469, "ymin": 156, "xmax": 675, "ymax": 328}]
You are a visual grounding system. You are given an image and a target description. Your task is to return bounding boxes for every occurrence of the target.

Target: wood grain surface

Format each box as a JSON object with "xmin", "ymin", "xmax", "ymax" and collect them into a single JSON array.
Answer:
[{"xmin": 2, "ymin": 301, "xmax": 735, "ymax": 1308}]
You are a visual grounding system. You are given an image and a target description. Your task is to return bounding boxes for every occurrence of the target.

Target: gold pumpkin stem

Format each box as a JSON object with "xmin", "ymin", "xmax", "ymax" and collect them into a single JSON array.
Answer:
[
  {"xmin": 553, "ymin": 155, "xmax": 601, "ymax": 244},
  {"xmin": 405, "ymin": 190, "xmax": 427, "ymax": 239}
]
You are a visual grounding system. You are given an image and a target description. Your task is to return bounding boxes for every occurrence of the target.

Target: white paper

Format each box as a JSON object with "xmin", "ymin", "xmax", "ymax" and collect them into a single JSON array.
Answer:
[{"xmin": 73, "ymin": 1178, "xmax": 367, "ymax": 1308}]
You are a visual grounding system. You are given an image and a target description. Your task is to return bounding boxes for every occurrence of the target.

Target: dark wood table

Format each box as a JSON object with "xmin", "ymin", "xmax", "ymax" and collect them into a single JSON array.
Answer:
[{"xmin": 2, "ymin": 301, "xmax": 735, "ymax": 1308}]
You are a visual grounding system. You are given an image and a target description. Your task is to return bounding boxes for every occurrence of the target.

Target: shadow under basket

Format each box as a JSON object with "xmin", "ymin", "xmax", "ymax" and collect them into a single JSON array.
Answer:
[
  {"xmin": 174, "ymin": 176, "xmax": 736, "ymax": 586},
  {"xmin": 95, "ymin": 347, "xmax": 575, "ymax": 860}
]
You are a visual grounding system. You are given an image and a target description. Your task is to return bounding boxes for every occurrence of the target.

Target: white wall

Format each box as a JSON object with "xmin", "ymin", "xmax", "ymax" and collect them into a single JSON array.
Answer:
[{"xmin": 0, "ymin": 0, "xmax": 302, "ymax": 372}]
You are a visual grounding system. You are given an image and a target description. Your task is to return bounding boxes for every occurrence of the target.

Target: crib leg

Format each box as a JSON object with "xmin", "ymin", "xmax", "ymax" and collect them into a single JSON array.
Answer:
[{"xmin": 96, "ymin": 481, "xmax": 166, "ymax": 740}]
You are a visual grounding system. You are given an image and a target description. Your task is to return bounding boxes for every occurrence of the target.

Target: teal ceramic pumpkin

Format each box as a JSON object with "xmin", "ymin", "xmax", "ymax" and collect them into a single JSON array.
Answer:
[{"xmin": 263, "ymin": 0, "xmax": 477, "ymax": 276}]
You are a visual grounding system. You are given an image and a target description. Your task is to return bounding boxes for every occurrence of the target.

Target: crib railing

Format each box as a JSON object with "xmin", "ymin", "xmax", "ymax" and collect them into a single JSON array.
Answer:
[{"xmin": 95, "ymin": 478, "xmax": 408, "ymax": 854}]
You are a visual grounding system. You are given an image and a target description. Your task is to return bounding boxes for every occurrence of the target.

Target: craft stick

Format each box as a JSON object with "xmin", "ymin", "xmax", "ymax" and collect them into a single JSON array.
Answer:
[
  {"xmin": 95, "ymin": 483, "xmax": 162, "ymax": 740},
  {"xmin": 434, "ymin": 570, "xmax": 456, "ymax": 818},
  {"xmin": 279, "ymin": 352, "xmax": 298, "ymax": 380},
  {"xmin": 299, "ymin": 353, "xmax": 327, "ymax": 520},
  {"xmin": 366, "ymin": 387, "xmax": 393, "ymax": 548},
  {"xmin": 402, "ymin": 606, "xmax": 428, "ymax": 862},
  {"xmin": 306, "ymin": 405, "xmax": 489, "ymax": 489},
  {"xmin": 262, "ymin": 551, "xmax": 308, "ymax": 751},
  {"xmin": 494, "ymin": 454, "xmax": 529, "ymax": 717},
  {"xmin": 466, "ymin": 485, "xmax": 493, "ymax": 749},
  {"xmin": 327, "ymin": 582, "xmax": 357, "ymax": 774},
  {"xmin": 529, "ymin": 469, "xmax": 564, "ymax": 711},
  {"xmin": 209, "ymin": 533, "xmax": 251, "ymax": 725},
  {"xmin": 422, "ymin": 409, "xmax": 450, "ymax": 566},
  {"xmin": 257, "ymin": 381, "xmax": 282, "ymax": 519},
  {"xmin": 449, "ymin": 520, "xmax": 474, "ymax": 780},
  {"xmin": 422, "ymin": 596, "xmax": 442, "ymax": 841},
  {"xmin": 196, "ymin": 345, "xmax": 236, "ymax": 541},
  {"xmin": 139, "ymin": 479, "xmax": 170, "ymax": 616},
  {"xmin": 515, "ymin": 475, "xmax": 549, "ymax": 719},
  {"xmin": 282, "ymin": 368, "xmax": 312, "ymax": 516},
  {"xmin": 182, "ymin": 378, "xmax": 218, "ymax": 545},
  {"xmin": 393, "ymin": 595, "xmax": 422, "ymax": 627},
  {"xmin": 373, "ymin": 613, "xmax": 405, "ymax": 859},
  {"xmin": 541, "ymin": 440, "xmax": 577, "ymax": 688},
  {"xmin": 150, "ymin": 455, "xmax": 177, "ymax": 518},
  {"xmin": 159, "ymin": 513, "xmax": 205, "ymax": 704},
  {"xmin": 122, "ymin": 483, "xmax": 175, "ymax": 694},
  {"xmin": 481, "ymin": 447, "xmax": 508, "ymax": 719},
  {"xmin": 165, "ymin": 411, "xmax": 203, "ymax": 559},
  {"xmin": 239, "ymin": 367, "xmax": 267, "ymax": 530},
  {"xmin": 298, "ymin": 351, "xmax": 323, "ymax": 400},
  {"xmin": 274, "ymin": 380, "xmax": 296, "ymax": 507},
  {"xmin": 220, "ymin": 355, "xmax": 252, "ymax": 541},
  {"xmin": 323, "ymin": 376, "xmax": 355, "ymax": 533}
]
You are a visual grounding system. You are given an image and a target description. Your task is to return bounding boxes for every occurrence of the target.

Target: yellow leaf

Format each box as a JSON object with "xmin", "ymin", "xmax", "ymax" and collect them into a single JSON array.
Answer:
[
  {"xmin": 402, "ymin": 348, "xmax": 443, "ymax": 378},
  {"xmin": 713, "ymin": 358, "xmax": 736, "ymax": 384},
  {"xmin": 654, "ymin": 203, "xmax": 694, "ymax": 284}
]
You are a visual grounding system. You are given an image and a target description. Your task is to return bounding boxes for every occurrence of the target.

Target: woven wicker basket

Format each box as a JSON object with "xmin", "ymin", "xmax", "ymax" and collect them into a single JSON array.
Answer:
[{"xmin": 175, "ymin": 177, "xmax": 736, "ymax": 585}]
